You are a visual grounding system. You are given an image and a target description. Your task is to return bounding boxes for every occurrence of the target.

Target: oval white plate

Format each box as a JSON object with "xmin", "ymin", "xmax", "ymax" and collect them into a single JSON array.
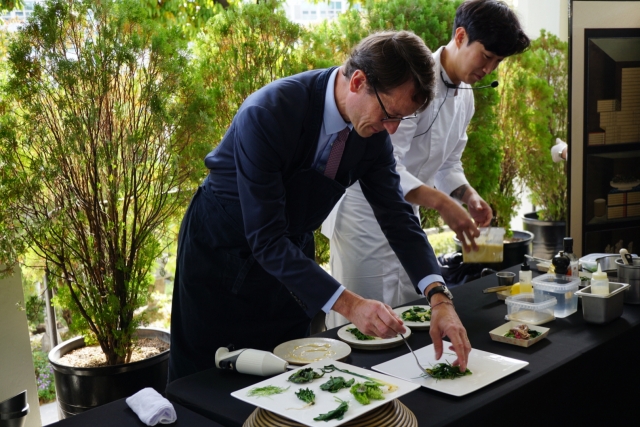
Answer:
[
  {"xmin": 273, "ymin": 337, "xmax": 351, "ymax": 366},
  {"xmin": 336, "ymin": 324, "xmax": 411, "ymax": 350},
  {"xmin": 393, "ymin": 305, "xmax": 431, "ymax": 330}
]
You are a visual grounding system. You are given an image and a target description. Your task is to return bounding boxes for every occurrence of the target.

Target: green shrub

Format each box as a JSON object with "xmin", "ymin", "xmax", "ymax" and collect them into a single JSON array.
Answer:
[
  {"xmin": 427, "ymin": 231, "xmax": 456, "ymax": 256},
  {"xmin": 25, "ymin": 294, "xmax": 44, "ymax": 331},
  {"xmin": 33, "ymin": 350, "xmax": 56, "ymax": 403}
]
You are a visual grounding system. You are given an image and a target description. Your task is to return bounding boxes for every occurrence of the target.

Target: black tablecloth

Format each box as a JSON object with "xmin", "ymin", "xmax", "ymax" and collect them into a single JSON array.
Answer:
[
  {"xmin": 46, "ymin": 397, "xmax": 224, "ymax": 427},
  {"xmin": 167, "ymin": 264, "xmax": 640, "ymax": 426}
]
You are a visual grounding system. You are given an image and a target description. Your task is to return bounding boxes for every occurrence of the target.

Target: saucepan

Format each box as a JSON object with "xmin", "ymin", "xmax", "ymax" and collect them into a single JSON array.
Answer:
[{"xmin": 580, "ymin": 253, "xmax": 629, "ymax": 274}]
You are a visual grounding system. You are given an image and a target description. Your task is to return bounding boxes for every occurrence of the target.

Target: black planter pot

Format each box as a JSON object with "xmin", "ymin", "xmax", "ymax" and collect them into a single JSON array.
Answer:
[
  {"xmin": 454, "ymin": 230, "xmax": 534, "ymax": 270},
  {"xmin": 0, "ymin": 390, "xmax": 28, "ymax": 427},
  {"xmin": 522, "ymin": 212, "xmax": 566, "ymax": 260},
  {"xmin": 48, "ymin": 327, "xmax": 170, "ymax": 419}
]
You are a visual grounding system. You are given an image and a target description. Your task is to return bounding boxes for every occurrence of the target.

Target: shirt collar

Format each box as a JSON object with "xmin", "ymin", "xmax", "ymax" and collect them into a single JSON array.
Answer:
[{"xmin": 323, "ymin": 67, "xmax": 353, "ymax": 135}]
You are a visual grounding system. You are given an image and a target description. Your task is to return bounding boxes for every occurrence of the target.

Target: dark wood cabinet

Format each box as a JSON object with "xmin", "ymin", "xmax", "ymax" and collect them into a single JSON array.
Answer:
[{"xmin": 569, "ymin": 1, "xmax": 640, "ymax": 256}]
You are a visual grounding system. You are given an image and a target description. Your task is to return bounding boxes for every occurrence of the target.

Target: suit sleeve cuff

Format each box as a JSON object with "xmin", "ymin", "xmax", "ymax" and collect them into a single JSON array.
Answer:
[
  {"xmin": 418, "ymin": 275, "xmax": 445, "ymax": 296},
  {"xmin": 323, "ymin": 285, "xmax": 346, "ymax": 313}
]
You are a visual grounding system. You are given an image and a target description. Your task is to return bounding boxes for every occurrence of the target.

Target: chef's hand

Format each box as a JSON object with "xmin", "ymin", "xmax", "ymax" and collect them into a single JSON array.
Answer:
[
  {"xmin": 405, "ymin": 185, "xmax": 482, "ymax": 253},
  {"xmin": 437, "ymin": 197, "xmax": 480, "ymax": 253},
  {"xmin": 427, "ymin": 287, "xmax": 471, "ymax": 372},
  {"xmin": 466, "ymin": 194, "xmax": 492, "ymax": 228},
  {"xmin": 332, "ymin": 289, "xmax": 406, "ymax": 338}
]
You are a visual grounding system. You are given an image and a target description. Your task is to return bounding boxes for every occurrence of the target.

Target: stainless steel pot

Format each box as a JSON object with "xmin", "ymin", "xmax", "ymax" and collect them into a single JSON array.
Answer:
[
  {"xmin": 595, "ymin": 254, "xmax": 622, "ymax": 273},
  {"xmin": 616, "ymin": 258, "xmax": 640, "ymax": 304}
]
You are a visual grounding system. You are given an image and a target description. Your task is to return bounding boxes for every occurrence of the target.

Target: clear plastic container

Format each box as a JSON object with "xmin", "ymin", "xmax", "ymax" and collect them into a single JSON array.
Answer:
[
  {"xmin": 532, "ymin": 274, "xmax": 581, "ymax": 318},
  {"xmin": 462, "ymin": 227, "xmax": 505, "ymax": 263},
  {"xmin": 505, "ymin": 293, "xmax": 557, "ymax": 325}
]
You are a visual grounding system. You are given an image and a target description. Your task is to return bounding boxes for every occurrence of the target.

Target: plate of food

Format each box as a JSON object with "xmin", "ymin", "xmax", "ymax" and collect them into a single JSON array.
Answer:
[
  {"xmin": 336, "ymin": 324, "xmax": 411, "ymax": 350},
  {"xmin": 231, "ymin": 360, "xmax": 420, "ymax": 427},
  {"xmin": 393, "ymin": 305, "xmax": 431, "ymax": 330},
  {"xmin": 273, "ymin": 338, "xmax": 351, "ymax": 366},
  {"xmin": 489, "ymin": 321, "xmax": 549, "ymax": 348},
  {"xmin": 371, "ymin": 341, "xmax": 528, "ymax": 397}
]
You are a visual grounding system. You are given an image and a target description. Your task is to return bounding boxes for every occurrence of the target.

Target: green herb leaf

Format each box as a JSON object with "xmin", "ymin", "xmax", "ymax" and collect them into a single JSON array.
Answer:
[
  {"xmin": 349, "ymin": 381, "xmax": 385, "ymax": 405},
  {"xmin": 288, "ymin": 367, "xmax": 325, "ymax": 384},
  {"xmin": 319, "ymin": 376, "xmax": 355, "ymax": 393},
  {"xmin": 295, "ymin": 388, "xmax": 315, "ymax": 405},
  {"xmin": 423, "ymin": 362, "xmax": 472, "ymax": 381},
  {"xmin": 247, "ymin": 385, "xmax": 290, "ymax": 398},
  {"xmin": 346, "ymin": 327, "xmax": 376, "ymax": 340},
  {"xmin": 321, "ymin": 365, "xmax": 398, "ymax": 392},
  {"xmin": 313, "ymin": 397, "xmax": 349, "ymax": 421}
]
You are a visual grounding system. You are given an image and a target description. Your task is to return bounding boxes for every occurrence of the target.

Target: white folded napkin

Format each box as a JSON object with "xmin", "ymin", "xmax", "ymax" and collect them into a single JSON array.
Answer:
[{"xmin": 126, "ymin": 387, "xmax": 177, "ymax": 426}]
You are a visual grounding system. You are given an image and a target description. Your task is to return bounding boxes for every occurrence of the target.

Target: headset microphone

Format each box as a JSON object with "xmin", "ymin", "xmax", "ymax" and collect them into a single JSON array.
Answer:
[
  {"xmin": 440, "ymin": 72, "xmax": 499, "ymax": 89},
  {"xmin": 462, "ymin": 80, "xmax": 499, "ymax": 89},
  {"xmin": 414, "ymin": 74, "xmax": 499, "ymax": 139}
]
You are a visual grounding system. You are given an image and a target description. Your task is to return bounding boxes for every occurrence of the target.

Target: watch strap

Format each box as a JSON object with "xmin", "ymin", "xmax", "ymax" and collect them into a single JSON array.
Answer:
[{"xmin": 426, "ymin": 285, "xmax": 452, "ymax": 306}]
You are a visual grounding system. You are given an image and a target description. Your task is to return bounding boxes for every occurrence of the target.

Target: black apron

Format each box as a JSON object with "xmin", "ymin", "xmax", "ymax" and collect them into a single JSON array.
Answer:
[{"xmin": 168, "ymin": 167, "xmax": 346, "ymax": 382}]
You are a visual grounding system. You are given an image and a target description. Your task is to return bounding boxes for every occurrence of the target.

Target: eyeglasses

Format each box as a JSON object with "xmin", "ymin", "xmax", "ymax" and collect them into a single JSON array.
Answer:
[{"xmin": 372, "ymin": 85, "xmax": 419, "ymax": 123}]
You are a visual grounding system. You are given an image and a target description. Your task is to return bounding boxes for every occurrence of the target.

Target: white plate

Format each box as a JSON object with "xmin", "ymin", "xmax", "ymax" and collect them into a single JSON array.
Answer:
[
  {"xmin": 371, "ymin": 341, "xmax": 528, "ymax": 397},
  {"xmin": 392, "ymin": 305, "xmax": 431, "ymax": 330},
  {"xmin": 273, "ymin": 338, "xmax": 351, "ymax": 366},
  {"xmin": 336, "ymin": 324, "xmax": 411, "ymax": 350},
  {"xmin": 231, "ymin": 360, "xmax": 420, "ymax": 427}
]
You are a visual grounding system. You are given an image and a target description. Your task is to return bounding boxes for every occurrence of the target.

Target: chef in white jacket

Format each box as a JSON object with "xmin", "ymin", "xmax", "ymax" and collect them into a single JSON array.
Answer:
[{"xmin": 322, "ymin": 0, "xmax": 530, "ymax": 328}]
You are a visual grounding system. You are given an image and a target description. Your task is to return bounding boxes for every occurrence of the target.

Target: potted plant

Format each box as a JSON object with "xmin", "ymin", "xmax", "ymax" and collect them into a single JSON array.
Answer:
[
  {"xmin": 0, "ymin": 0, "xmax": 212, "ymax": 417},
  {"xmin": 515, "ymin": 31, "xmax": 569, "ymax": 259}
]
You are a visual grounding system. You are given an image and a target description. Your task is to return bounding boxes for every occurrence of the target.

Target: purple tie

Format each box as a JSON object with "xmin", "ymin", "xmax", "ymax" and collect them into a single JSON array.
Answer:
[{"xmin": 324, "ymin": 127, "xmax": 350, "ymax": 180}]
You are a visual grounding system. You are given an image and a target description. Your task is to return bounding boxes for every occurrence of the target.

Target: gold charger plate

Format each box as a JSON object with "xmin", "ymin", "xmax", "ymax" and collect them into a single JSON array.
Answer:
[
  {"xmin": 336, "ymin": 324, "xmax": 411, "ymax": 350},
  {"xmin": 273, "ymin": 337, "xmax": 351, "ymax": 366},
  {"xmin": 243, "ymin": 399, "xmax": 417, "ymax": 427}
]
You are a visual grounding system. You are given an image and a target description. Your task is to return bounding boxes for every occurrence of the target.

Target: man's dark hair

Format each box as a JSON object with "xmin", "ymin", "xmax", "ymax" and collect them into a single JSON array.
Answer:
[
  {"xmin": 342, "ymin": 30, "xmax": 435, "ymax": 113},
  {"xmin": 453, "ymin": 0, "xmax": 530, "ymax": 57}
]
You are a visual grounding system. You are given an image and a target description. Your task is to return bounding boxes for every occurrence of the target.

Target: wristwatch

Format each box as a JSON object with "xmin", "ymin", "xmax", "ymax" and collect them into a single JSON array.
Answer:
[{"xmin": 426, "ymin": 285, "xmax": 453, "ymax": 306}]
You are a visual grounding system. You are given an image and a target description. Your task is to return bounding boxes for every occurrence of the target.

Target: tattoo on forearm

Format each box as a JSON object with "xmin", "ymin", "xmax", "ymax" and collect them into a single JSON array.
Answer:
[{"xmin": 450, "ymin": 185, "xmax": 469, "ymax": 202}]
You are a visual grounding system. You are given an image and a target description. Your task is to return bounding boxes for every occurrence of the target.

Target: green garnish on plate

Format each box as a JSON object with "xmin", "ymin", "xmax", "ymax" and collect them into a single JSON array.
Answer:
[
  {"xmin": 288, "ymin": 367, "xmax": 325, "ymax": 384},
  {"xmin": 346, "ymin": 327, "xmax": 375, "ymax": 340},
  {"xmin": 247, "ymin": 385, "xmax": 290, "ymax": 398},
  {"xmin": 401, "ymin": 306, "xmax": 431, "ymax": 322},
  {"xmin": 422, "ymin": 362, "xmax": 472, "ymax": 381},
  {"xmin": 295, "ymin": 388, "xmax": 315, "ymax": 405},
  {"xmin": 319, "ymin": 376, "xmax": 355, "ymax": 393},
  {"xmin": 313, "ymin": 397, "xmax": 349, "ymax": 421},
  {"xmin": 350, "ymin": 381, "xmax": 385, "ymax": 405}
]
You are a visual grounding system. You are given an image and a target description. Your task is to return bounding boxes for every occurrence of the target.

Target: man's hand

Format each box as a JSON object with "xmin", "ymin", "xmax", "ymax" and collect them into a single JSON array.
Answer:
[
  {"xmin": 332, "ymin": 290, "xmax": 406, "ymax": 338},
  {"xmin": 426, "ymin": 288, "xmax": 471, "ymax": 371},
  {"xmin": 465, "ymin": 193, "xmax": 492, "ymax": 227}
]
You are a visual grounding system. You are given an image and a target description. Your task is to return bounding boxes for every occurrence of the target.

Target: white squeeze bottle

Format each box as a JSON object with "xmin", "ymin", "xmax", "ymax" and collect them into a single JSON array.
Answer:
[
  {"xmin": 519, "ymin": 259, "xmax": 533, "ymax": 293},
  {"xmin": 590, "ymin": 264, "xmax": 609, "ymax": 295}
]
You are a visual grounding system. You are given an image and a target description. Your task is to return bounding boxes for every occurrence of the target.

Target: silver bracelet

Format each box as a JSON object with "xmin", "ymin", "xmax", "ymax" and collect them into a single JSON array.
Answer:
[{"xmin": 430, "ymin": 300, "xmax": 454, "ymax": 310}]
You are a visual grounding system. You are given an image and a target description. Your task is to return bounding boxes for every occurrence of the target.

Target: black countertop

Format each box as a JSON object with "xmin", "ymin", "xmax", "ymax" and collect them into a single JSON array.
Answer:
[{"xmin": 167, "ymin": 264, "xmax": 640, "ymax": 426}]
